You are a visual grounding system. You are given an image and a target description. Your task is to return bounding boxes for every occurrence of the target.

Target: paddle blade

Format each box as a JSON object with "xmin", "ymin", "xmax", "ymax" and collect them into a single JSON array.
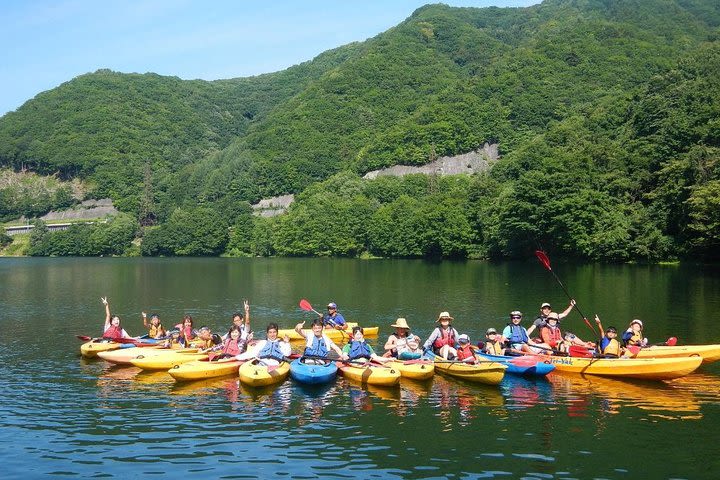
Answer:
[
  {"xmin": 569, "ymin": 346, "xmax": 593, "ymax": 358},
  {"xmin": 76, "ymin": 335, "xmax": 92, "ymax": 341},
  {"xmin": 666, "ymin": 337, "xmax": 677, "ymax": 346},
  {"xmin": 626, "ymin": 345, "xmax": 640, "ymax": 356},
  {"xmin": 535, "ymin": 250, "xmax": 552, "ymax": 271},
  {"xmin": 508, "ymin": 356, "xmax": 538, "ymax": 367},
  {"xmin": 299, "ymin": 299, "xmax": 313, "ymax": 312}
]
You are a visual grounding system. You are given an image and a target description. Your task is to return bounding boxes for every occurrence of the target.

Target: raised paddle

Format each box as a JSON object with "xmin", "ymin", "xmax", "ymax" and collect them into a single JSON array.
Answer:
[{"xmin": 535, "ymin": 250, "xmax": 599, "ymax": 338}]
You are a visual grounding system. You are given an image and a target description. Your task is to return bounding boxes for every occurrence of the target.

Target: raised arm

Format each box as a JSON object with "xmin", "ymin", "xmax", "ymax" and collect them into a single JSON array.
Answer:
[
  {"xmin": 594, "ymin": 315, "xmax": 604, "ymax": 334},
  {"xmin": 558, "ymin": 299, "xmax": 576, "ymax": 319},
  {"xmin": 294, "ymin": 321, "xmax": 309, "ymax": 340},
  {"xmin": 243, "ymin": 300, "xmax": 250, "ymax": 328},
  {"xmin": 142, "ymin": 311, "xmax": 148, "ymax": 328},
  {"xmin": 102, "ymin": 297, "xmax": 110, "ymax": 327}
]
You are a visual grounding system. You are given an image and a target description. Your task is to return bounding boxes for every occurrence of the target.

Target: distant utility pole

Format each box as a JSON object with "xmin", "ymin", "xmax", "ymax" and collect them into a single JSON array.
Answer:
[{"xmin": 139, "ymin": 161, "xmax": 157, "ymax": 227}]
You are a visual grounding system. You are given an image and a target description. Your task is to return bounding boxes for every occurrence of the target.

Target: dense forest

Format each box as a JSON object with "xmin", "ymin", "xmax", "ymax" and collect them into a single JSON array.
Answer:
[{"xmin": 1, "ymin": 0, "xmax": 719, "ymax": 260}]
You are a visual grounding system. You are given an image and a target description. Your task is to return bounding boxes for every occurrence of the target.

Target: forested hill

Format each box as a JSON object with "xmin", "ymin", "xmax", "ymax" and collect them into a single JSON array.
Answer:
[{"xmin": 2, "ymin": 0, "xmax": 720, "ymax": 261}]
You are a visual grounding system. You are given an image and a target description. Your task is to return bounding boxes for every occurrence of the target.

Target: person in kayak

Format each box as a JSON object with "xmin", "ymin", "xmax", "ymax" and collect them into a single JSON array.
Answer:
[
  {"xmin": 483, "ymin": 328, "xmax": 506, "ymax": 355},
  {"xmin": 223, "ymin": 300, "xmax": 252, "ymax": 343},
  {"xmin": 423, "ymin": 311, "xmax": 459, "ymax": 360},
  {"xmin": 383, "ymin": 317, "xmax": 423, "ymax": 360},
  {"xmin": 177, "ymin": 315, "xmax": 197, "ymax": 346},
  {"xmin": 101, "ymin": 297, "xmax": 131, "ymax": 339},
  {"xmin": 216, "ymin": 325, "xmax": 246, "ymax": 359},
  {"xmin": 527, "ymin": 300, "xmax": 576, "ymax": 338},
  {"xmin": 594, "ymin": 315, "xmax": 625, "ymax": 357},
  {"xmin": 342, "ymin": 327, "xmax": 389, "ymax": 363},
  {"xmin": 195, "ymin": 326, "xmax": 222, "ymax": 352},
  {"xmin": 161, "ymin": 328, "xmax": 182, "ymax": 348},
  {"xmin": 254, "ymin": 323, "xmax": 292, "ymax": 367},
  {"xmin": 502, "ymin": 311, "xmax": 550, "ymax": 354},
  {"xmin": 622, "ymin": 319, "xmax": 647, "ymax": 347},
  {"xmin": 141, "ymin": 312, "xmax": 165, "ymax": 339},
  {"xmin": 540, "ymin": 313, "xmax": 595, "ymax": 353},
  {"xmin": 295, "ymin": 318, "xmax": 347, "ymax": 363},
  {"xmin": 321, "ymin": 302, "xmax": 347, "ymax": 328},
  {"xmin": 455, "ymin": 334, "xmax": 477, "ymax": 363}
]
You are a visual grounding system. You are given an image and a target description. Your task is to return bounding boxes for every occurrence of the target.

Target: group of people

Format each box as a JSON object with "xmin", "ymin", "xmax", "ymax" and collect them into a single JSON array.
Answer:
[{"xmin": 100, "ymin": 296, "xmax": 650, "ymax": 366}]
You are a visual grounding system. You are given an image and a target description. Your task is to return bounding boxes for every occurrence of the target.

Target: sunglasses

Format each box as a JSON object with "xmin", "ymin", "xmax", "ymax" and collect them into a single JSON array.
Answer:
[{"xmin": 511, "ymin": 316, "xmax": 522, "ymax": 319}]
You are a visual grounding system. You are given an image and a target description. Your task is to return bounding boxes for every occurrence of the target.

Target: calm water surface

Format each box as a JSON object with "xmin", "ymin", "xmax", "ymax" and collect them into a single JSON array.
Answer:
[{"xmin": 1, "ymin": 258, "xmax": 719, "ymax": 479}]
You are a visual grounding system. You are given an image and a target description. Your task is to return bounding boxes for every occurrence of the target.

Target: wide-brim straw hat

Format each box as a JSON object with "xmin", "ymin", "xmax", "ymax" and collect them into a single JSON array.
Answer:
[
  {"xmin": 436, "ymin": 311, "xmax": 454, "ymax": 322},
  {"xmin": 391, "ymin": 317, "xmax": 411, "ymax": 329}
]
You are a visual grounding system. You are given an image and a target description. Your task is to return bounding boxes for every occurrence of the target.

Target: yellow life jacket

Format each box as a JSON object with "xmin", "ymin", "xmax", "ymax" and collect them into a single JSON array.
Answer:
[
  {"xmin": 626, "ymin": 331, "xmax": 643, "ymax": 346},
  {"xmin": 486, "ymin": 339, "xmax": 504, "ymax": 355},
  {"xmin": 602, "ymin": 338, "xmax": 621, "ymax": 356},
  {"xmin": 148, "ymin": 324, "xmax": 164, "ymax": 338}
]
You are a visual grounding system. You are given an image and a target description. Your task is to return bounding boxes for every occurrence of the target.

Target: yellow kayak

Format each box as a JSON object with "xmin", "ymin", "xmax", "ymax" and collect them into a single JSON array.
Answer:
[
  {"xmin": 432, "ymin": 355, "xmax": 507, "ymax": 385},
  {"xmin": 238, "ymin": 359, "xmax": 290, "ymax": 387},
  {"xmin": 169, "ymin": 358, "xmax": 244, "ymax": 381},
  {"xmin": 545, "ymin": 355, "xmax": 703, "ymax": 380},
  {"xmin": 336, "ymin": 361, "xmax": 401, "ymax": 386},
  {"xmin": 280, "ymin": 323, "xmax": 379, "ymax": 342},
  {"xmin": 130, "ymin": 350, "xmax": 208, "ymax": 370},
  {"xmin": 97, "ymin": 345, "xmax": 168, "ymax": 364},
  {"xmin": 80, "ymin": 339, "xmax": 123, "ymax": 358},
  {"xmin": 631, "ymin": 344, "xmax": 720, "ymax": 364},
  {"xmin": 389, "ymin": 359, "xmax": 435, "ymax": 381}
]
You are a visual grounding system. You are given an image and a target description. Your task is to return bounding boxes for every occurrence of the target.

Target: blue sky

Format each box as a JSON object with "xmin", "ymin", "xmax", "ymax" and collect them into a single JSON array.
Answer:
[{"xmin": 0, "ymin": 0, "xmax": 539, "ymax": 116}]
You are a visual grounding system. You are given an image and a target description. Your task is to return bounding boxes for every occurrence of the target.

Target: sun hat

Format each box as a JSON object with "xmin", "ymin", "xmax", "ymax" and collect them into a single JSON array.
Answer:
[
  {"xmin": 458, "ymin": 334, "xmax": 470, "ymax": 343},
  {"xmin": 486, "ymin": 328, "xmax": 497, "ymax": 335},
  {"xmin": 391, "ymin": 318, "xmax": 411, "ymax": 329},
  {"xmin": 436, "ymin": 311, "xmax": 454, "ymax": 322},
  {"xmin": 630, "ymin": 319, "xmax": 643, "ymax": 328},
  {"xmin": 541, "ymin": 303, "xmax": 551, "ymax": 309},
  {"xmin": 547, "ymin": 313, "xmax": 560, "ymax": 321},
  {"xmin": 327, "ymin": 302, "xmax": 337, "ymax": 309}
]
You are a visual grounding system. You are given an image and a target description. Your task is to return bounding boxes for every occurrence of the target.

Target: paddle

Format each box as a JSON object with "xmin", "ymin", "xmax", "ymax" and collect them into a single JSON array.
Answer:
[
  {"xmin": 535, "ymin": 250, "xmax": 599, "ymax": 338},
  {"xmin": 626, "ymin": 336, "xmax": 677, "ymax": 355},
  {"xmin": 522, "ymin": 341, "xmax": 568, "ymax": 356},
  {"xmin": 76, "ymin": 335, "xmax": 93, "ymax": 341}
]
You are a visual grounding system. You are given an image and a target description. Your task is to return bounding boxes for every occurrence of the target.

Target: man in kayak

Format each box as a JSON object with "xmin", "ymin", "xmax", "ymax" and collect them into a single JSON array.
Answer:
[
  {"xmin": 342, "ymin": 327, "xmax": 389, "ymax": 363},
  {"xmin": 527, "ymin": 300, "xmax": 576, "ymax": 338},
  {"xmin": 101, "ymin": 297, "xmax": 131, "ymax": 339},
  {"xmin": 254, "ymin": 323, "xmax": 292, "ymax": 367},
  {"xmin": 501, "ymin": 311, "xmax": 550, "ymax": 354},
  {"xmin": 295, "ymin": 318, "xmax": 347, "ymax": 363},
  {"xmin": 321, "ymin": 302, "xmax": 347, "ymax": 328},
  {"xmin": 223, "ymin": 300, "xmax": 252, "ymax": 344}
]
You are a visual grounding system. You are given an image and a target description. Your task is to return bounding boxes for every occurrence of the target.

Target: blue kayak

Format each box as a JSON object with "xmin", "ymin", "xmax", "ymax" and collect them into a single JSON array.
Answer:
[
  {"xmin": 477, "ymin": 353, "xmax": 555, "ymax": 377},
  {"xmin": 290, "ymin": 357, "xmax": 338, "ymax": 385}
]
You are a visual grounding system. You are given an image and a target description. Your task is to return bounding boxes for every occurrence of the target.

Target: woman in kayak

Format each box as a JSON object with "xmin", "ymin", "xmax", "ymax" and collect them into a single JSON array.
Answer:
[
  {"xmin": 423, "ymin": 311, "xmax": 460, "ymax": 359},
  {"xmin": 343, "ymin": 327, "xmax": 389, "ymax": 364},
  {"xmin": 178, "ymin": 315, "xmax": 197, "ymax": 346},
  {"xmin": 254, "ymin": 323, "xmax": 292, "ymax": 367},
  {"xmin": 383, "ymin": 317, "xmax": 423, "ymax": 360},
  {"xmin": 101, "ymin": 297, "xmax": 131, "ymax": 340},
  {"xmin": 141, "ymin": 312, "xmax": 165, "ymax": 339},
  {"xmin": 217, "ymin": 325, "xmax": 247, "ymax": 359},
  {"xmin": 295, "ymin": 318, "xmax": 347, "ymax": 363}
]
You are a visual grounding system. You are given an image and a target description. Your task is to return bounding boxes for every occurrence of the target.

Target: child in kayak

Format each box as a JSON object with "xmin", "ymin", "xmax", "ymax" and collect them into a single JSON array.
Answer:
[
  {"xmin": 423, "ymin": 311, "xmax": 459, "ymax": 359},
  {"xmin": 295, "ymin": 318, "xmax": 347, "ymax": 363},
  {"xmin": 383, "ymin": 317, "xmax": 423, "ymax": 360},
  {"xmin": 455, "ymin": 334, "xmax": 477, "ymax": 363},
  {"xmin": 594, "ymin": 315, "xmax": 626, "ymax": 357},
  {"xmin": 101, "ymin": 297, "xmax": 131, "ymax": 340},
  {"xmin": 254, "ymin": 323, "xmax": 292, "ymax": 367},
  {"xmin": 141, "ymin": 312, "xmax": 165, "ymax": 339},
  {"xmin": 622, "ymin": 319, "xmax": 647, "ymax": 347},
  {"xmin": 483, "ymin": 328, "xmax": 506, "ymax": 355},
  {"xmin": 343, "ymin": 327, "xmax": 389, "ymax": 364}
]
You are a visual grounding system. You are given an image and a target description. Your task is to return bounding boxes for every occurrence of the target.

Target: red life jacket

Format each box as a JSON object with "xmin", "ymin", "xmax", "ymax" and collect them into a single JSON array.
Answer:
[
  {"xmin": 223, "ymin": 338, "xmax": 241, "ymax": 356},
  {"xmin": 456, "ymin": 344, "xmax": 475, "ymax": 361},
  {"xmin": 181, "ymin": 326, "xmax": 195, "ymax": 341},
  {"xmin": 542, "ymin": 325, "xmax": 563, "ymax": 348},
  {"xmin": 103, "ymin": 325, "xmax": 123, "ymax": 340},
  {"xmin": 433, "ymin": 327, "xmax": 456, "ymax": 349}
]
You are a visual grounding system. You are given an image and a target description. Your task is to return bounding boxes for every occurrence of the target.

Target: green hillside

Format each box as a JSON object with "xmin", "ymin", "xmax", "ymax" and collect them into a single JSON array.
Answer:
[{"xmin": 2, "ymin": 0, "xmax": 719, "ymax": 260}]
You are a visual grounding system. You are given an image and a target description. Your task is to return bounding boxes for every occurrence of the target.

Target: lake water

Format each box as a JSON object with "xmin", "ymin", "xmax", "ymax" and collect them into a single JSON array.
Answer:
[{"xmin": 1, "ymin": 258, "xmax": 719, "ymax": 479}]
